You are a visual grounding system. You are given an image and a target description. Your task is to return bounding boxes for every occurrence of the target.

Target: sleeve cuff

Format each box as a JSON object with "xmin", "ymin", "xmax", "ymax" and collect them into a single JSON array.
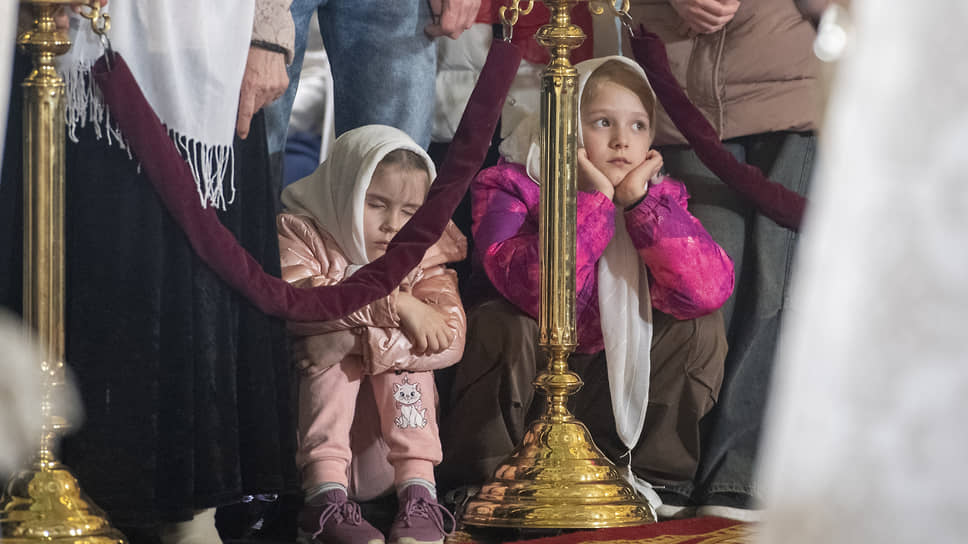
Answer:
[{"xmin": 251, "ymin": 0, "xmax": 295, "ymax": 64}]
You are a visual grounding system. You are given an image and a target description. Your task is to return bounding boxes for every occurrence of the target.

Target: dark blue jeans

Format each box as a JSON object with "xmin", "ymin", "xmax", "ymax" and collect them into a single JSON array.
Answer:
[
  {"xmin": 264, "ymin": 0, "xmax": 436, "ymax": 157},
  {"xmin": 659, "ymin": 131, "xmax": 816, "ymax": 505}
]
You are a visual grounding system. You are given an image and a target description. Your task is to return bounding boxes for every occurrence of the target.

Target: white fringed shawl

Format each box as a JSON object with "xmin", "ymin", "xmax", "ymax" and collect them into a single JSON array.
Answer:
[{"xmin": 57, "ymin": 1, "xmax": 255, "ymax": 209}]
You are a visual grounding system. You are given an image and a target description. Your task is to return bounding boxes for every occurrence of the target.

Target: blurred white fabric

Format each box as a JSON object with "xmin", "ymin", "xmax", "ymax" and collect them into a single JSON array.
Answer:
[
  {"xmin": 757, "ymin": 1, "xmax": 968, "ymax": 542},
  {"xmin": 0, "ymin": 310, "xmax": 83, "ymax": 476},
  {"xmin": 0, "ymin": 312, "xmax": 44, "ymax": 475}
]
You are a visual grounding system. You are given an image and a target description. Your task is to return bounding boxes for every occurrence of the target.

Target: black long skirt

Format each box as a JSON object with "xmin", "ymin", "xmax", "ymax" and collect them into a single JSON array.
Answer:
[{"xmin": 0, "ymin": 62, "xmax": 297, "ymax": 527}]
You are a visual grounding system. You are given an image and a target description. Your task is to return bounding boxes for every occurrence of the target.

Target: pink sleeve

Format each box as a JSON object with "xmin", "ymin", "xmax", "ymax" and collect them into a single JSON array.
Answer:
[
  {"xmin": 292, "ymin": 293, "xmax": 400, "ymax": 336},
  {"xmin": 624, "ymin": 177, "xmax": 735, "ymax": 319},
  {"xmin": 471, "ymin": 163, "xmax": 615, "ymax": 319},
  {"xmin": 362, "ymin": 267, "xmax": 466, "ymax": 374},
  {"xmin": 277, "ymin": 214, "xmax": 399, "ymax": 336}
]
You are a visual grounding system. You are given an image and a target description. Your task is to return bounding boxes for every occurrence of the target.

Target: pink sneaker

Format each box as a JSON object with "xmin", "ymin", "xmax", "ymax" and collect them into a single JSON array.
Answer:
[
  {"xmin": 388, "ymin": 485, "xmax": 454, "ymax": 544},
  {"xmin": 298, "ymin": 488, "xmax": 385, "ymax": 544}
]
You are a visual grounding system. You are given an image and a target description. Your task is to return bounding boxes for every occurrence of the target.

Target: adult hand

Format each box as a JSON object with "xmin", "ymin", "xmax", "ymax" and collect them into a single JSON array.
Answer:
[
  {"xmin": 237, "ymin": 46, "xmax": 289, "ymax": 139},
  {"xmin": 669, "ymin": 0, "xmax": 741, "ymax": 35},
  {"xmin": 577, "ymin": 147, "xmax": 615, "ymax": 201},
  {"xmin": 613, "ymin": 149, "xmax": 663, "ymax": 209},
  {"xmin": 41, "ymin": 1, "xmax": 108, "ymax": 32},
  {"xmin": 424, "ymin": 0, "xmax": 480, "ymax": 40},
  {"xmin": 397, "ymin": 292, "xmax": 457, "ymax": 355}
]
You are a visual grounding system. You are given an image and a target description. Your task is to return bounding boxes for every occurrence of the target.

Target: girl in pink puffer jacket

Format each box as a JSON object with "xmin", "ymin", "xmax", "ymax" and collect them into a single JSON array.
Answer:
[{"xmin": 279, "ymin": 125, "xmax": 464, "ymax": 544}]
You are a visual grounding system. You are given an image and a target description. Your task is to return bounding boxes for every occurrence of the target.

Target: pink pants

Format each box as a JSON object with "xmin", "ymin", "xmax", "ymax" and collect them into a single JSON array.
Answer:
[{"xmin": 297, "ymin": 359, "xmax": 441, "ymax": 500}]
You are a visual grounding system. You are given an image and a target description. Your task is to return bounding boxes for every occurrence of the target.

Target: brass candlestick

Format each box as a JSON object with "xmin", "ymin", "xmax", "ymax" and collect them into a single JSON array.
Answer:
[
  {"xmin": 0, "ymin": 2, "xmax": 127, "ymax": 542},
  {"xmin": 460, "ymin": 0, "xmax": 654, "ymax": 529}
]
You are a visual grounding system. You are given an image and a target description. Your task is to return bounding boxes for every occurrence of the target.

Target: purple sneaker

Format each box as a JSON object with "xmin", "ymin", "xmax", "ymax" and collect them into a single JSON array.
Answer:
[
  {"xmin": 298, "ymin": 488, "xmax": 385, "ymax": 544},
  {"xmin": 388, "ymin": 485, "xmax": 455, "ymax": 544}
]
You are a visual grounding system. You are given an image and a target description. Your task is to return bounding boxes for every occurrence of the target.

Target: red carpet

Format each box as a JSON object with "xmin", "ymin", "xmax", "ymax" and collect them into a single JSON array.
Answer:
[{"xmin": 450, "ymin": 517, "xmax": 753, "ymax": 544}]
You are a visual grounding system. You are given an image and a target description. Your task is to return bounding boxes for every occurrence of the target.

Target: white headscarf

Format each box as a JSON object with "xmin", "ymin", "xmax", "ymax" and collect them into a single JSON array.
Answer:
[
  {"xmin": 57, "ymin": 2, "xmax": 255, "ymax": 209},
  {"xmin": 281, "ymin": 125, "xmax": 437, "ymax": 267},
  {"xmin": 499, "ymin": 56, "xmax": 660, "ymax": 504}
]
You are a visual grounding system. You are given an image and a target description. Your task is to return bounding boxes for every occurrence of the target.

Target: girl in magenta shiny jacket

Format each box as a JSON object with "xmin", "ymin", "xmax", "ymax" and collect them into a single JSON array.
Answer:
[{"xmin": 441, "ymin": 57, "xmax": 733, "ymax": 516}]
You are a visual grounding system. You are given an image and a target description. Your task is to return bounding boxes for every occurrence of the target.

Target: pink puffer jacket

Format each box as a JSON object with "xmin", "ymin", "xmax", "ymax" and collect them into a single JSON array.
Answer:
[{"xmin": 278, "ymin": 213, "xmax": 468, "ymax": 375}]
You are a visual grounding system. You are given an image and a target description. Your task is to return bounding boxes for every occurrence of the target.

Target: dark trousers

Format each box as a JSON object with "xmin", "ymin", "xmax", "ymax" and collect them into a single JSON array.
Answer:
[
  {"xmin": 660, "ymin": 131, "xmax": 816, "ymax": 502},
  {"xmin": 438, "ymin": 298, "xmax": 727, "ymax": 491}
]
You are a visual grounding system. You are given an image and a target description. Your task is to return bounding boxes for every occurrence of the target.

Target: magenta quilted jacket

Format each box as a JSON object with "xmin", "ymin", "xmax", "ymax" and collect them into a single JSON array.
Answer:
[{"xmin": 472, "ymin": 161, "xmax": 734, "ymax": 353}]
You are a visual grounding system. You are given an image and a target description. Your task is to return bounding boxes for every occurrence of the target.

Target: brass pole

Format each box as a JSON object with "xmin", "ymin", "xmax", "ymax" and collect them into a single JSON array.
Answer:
[
  {"xmin": 534, "ymin": 0, "xmax": 581, "ymax": 422},
  {"xmin": 0, "ymin": 2, "xmax": 127, "ymax": 542},
  {"xmin": 460, "ymin": 0, "xmax": 654, "ymax": 529}
]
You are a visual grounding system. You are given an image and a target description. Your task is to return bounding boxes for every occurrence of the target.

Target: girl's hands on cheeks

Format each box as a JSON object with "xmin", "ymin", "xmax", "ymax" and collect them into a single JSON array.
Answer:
[
  {"xmin": 396, "ymin": 292, "xmax": 457, "ymax": 356},
  {"xmin": 613, "ymin": 149, "xmax": 663, "ymax": 209},
  {"xmin": 577, "ymin": 148, "xmax": 615, "ymax": 201}
]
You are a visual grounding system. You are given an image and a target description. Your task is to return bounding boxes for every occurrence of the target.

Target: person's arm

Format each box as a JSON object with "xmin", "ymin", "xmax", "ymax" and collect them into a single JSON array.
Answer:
[
  {"xmin": 362, "ymin": 266, "xmax": 467, "ymax": 374},
  {"xmin": 473, "ymin": 164, "xmax": 615, "ymax": 320},
  {"xmin": 624, "ymin": 177, "xmax": 734, "ymax": 319},
  {"xmin": 237, "ymin": 0, "xmax": 294, "ymax": 138},
  {"xmin": 278, "ymin": 215, "xmax": 400, "ymax": 337}
]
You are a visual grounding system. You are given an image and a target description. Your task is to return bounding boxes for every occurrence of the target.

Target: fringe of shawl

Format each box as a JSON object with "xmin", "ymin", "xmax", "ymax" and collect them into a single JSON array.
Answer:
[{"xmin": 62, "ymin": 59, "xmax": 236, "ymax": 210}]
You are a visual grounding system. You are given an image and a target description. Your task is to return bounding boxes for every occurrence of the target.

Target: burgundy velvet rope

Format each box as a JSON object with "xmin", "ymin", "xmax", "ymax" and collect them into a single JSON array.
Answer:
[
  {"xmin": 628, "ymin": 27, "xmax": 807, "ymax": 232},
  {"xmin": 92, "ymin": 41, "xmax": 522, "ymax": 322}
]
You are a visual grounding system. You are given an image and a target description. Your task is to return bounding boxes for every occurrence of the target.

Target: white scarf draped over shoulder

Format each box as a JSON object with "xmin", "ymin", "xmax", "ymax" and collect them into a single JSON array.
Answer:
[
  {"xmin": 498, "ymin": 56, "xmax": 661, "ymax": 506},
  {"xmin": 57, "ymin": 1, "xmax": 255, "ymax": 210},
  {"xmin": 280, "ymin": 125, "xmax": 437, "ymax": 271}
]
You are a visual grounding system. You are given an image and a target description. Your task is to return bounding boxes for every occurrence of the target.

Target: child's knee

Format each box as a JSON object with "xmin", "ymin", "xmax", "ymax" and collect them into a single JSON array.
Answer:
[
  {"xmin": 690, "ymin": 310, "xmax": 728, "ymax": 366},
  {"xmin": 652, "ymin": 309, "xmax": 727, "ymax": 405},
  {"xmin": 468, "ymin": 298, "xmax": 538, "ymax": 344},
  {"xmin": 461, "ymin": 298, "xmax": 540, "ymax": 373},
  {"xmin": 684, "ymin": 310, "xmax": 728, "ymax": 405}
]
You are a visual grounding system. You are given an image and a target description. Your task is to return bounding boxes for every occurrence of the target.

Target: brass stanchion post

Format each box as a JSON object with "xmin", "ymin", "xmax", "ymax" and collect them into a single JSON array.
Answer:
[
  {"xmin": 460, "ymin": 0, "xmax": 655, "ymax": 529},
  {"xmin": 0, "ymin": 2, "xmax": 127, "ymax": 542}
]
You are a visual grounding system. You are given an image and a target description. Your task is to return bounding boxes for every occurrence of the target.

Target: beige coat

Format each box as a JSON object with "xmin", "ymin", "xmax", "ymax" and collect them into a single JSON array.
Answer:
[
  {"xmin": 278, "ymin": 213, "xmax": 468, "ymax": 376},
  {"xmin": 630, "ymin": 0, "xmax": 822, "ymax": 145}
]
